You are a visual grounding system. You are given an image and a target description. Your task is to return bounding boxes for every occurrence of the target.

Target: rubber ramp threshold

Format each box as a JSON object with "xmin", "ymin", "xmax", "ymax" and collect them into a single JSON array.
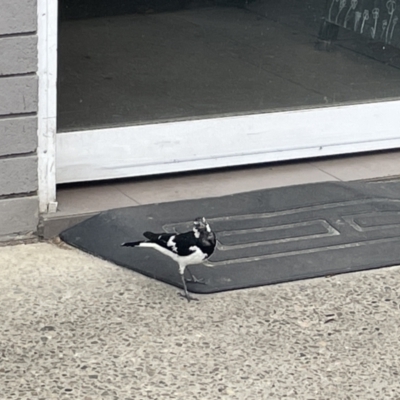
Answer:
[{"xmin": 60, "ymin": 180, "xmax": 400, "ymax": 294}]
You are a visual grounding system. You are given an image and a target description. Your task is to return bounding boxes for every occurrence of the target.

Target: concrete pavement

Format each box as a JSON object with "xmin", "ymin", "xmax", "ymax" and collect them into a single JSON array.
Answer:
[{"xmin": 1, "ymin": 241, "xmax": 400, "ymax": 399}]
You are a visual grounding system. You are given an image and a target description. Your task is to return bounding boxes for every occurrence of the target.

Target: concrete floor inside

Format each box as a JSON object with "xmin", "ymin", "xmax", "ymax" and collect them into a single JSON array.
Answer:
[{"xmin": 57, "ymin": 2, "xmax": 400, "ymax": 131}]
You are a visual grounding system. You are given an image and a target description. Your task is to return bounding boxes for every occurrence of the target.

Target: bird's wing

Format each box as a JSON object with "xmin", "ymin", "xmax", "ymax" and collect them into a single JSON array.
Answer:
[
  {"xmin": 173, "ymin": 232, "xmax": 200, "ymax": 256},
  {"xmin": 143, "ymin": 231, "xmax": 197, "ymax": 256},
  {"xmin": 143, "ymin": 231, "xmax": 173, "ymax": 245}
]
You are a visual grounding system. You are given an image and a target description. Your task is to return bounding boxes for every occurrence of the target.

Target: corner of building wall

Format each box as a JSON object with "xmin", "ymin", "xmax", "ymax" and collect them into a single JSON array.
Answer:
[{"xmin": 0, "ymin": 0, "xmax": 49, "ymax": 241}]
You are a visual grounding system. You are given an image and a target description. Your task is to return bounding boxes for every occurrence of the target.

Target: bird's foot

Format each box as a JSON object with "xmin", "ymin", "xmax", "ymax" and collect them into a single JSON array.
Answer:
[
  {"xmin": 178, "ymin": 292, "xmax": 199, "ymax": 302},
  {"xmin": 185, "ymin": 275, "xmax": 206, "ymax": 285}
]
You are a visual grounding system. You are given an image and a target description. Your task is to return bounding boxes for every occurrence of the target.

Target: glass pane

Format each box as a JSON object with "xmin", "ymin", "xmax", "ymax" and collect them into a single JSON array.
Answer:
[{"xmin": 57, "ymin": 0, "xmax": 400, "ymax": 132}]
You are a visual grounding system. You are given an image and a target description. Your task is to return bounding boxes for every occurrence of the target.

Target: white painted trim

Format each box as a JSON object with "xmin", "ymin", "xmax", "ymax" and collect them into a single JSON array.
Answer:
[
  {"xmin": 57, "ymin": 99, "xmax": 400, "ymax": 184},
  {"xmin": 37, "ymin": 0, "xmax": 58, "ymax": 212}
]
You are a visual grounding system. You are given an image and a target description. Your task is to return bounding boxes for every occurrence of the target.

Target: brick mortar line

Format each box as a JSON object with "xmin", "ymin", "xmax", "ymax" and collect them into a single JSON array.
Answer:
[
  {"xmin": 0, "ymin": 71, "xmax": 37, "ymax": 79},
  {"xmin": 0, "ymin": 152, "xmax": 37, "ymax": 161},
  {"xmin": 0, "ymin": 112, "xmax": 37, "ymax": 120},
  {"xmin": 0, "ymin": 191, "xmax": 37, "ymax": 201},
  {"xmin": 0, "ymin": 31, "xmax": 36, "ymax": 39}
]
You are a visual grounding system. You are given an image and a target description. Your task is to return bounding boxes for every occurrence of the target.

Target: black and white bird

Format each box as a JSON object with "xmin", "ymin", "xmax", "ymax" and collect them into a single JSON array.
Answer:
[{"xmin": 121, "ymin": 217, "xmax": 216, "ymax": 302}]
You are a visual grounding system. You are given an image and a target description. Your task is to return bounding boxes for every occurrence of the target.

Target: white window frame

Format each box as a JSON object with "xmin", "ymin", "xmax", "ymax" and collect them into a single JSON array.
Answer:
[{"xmin": 37, "ymin": 0, "xmax": 58, "ymax": 213}]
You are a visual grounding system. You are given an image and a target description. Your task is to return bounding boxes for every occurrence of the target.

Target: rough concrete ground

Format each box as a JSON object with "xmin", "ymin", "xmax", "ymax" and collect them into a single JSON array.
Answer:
[{"xmin": 1, "ymin": 242, "xmax": 400, "ymax": 399}]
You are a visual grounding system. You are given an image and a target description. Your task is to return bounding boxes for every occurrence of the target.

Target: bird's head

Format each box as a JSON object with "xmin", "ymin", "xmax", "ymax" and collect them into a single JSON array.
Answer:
[{"xmin": 193, "ymin": 217, "xmax": 212, "ymax": 238}]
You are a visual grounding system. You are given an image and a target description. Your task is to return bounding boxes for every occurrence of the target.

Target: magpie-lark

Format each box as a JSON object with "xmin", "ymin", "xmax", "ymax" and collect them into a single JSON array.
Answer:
[{"xmin": 121, "ymin": 217, "xmax": 216, "ymax": 302}]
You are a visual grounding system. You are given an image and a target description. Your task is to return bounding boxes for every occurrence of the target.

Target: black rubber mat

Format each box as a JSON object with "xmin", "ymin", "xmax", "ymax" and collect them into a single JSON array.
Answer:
[{"xmin": 60, "ymin": 180, "xmax": 400, "ymax": 293}]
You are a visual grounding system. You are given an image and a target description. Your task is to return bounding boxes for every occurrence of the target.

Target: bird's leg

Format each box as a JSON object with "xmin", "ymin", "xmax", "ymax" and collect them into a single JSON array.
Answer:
[
  {"xmin": 178, "ymin": 265, "xmax": 198, "ymax": 302},
  {"xmin": 185, "ymin": 267, "xmax": 205, "ymax": 285},
  {"xmin": 179, "ymin": 273, "xmax": 199, "ymax": 302}
]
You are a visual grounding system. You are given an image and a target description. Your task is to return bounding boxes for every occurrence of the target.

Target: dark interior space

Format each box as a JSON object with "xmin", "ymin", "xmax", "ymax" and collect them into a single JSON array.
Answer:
[
  {"xmin": 57, "ymin": 0, "xmax": 400, "ymax": 132},
  {"xmin": 59, "ymin": 0, "xmax": 204, "ymax": 20}
]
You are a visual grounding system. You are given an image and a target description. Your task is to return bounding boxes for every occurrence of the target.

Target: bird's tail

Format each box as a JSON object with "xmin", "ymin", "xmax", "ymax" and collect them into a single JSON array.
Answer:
[
  {"xmin": 122, "ymin": 231, "xmax": 159, "ymax": 247},
  {"xmin": 121, "ymin": 240, "xmax": 143, "ymax": 247},
  {"xmin": 143, "ymin": 231, "xmax": 158, "ymax": 241}
]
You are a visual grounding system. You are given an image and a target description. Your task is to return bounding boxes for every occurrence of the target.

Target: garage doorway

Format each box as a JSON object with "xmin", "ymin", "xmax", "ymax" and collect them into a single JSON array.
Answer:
[{"xmin": 55, "ymin": 0, "xmax": 400, "ymax": 184}]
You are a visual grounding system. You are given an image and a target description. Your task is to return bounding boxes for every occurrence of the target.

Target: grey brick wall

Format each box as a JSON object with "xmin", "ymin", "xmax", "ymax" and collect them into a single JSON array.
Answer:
[{"xmin": 0, "ymin": 0, "xmax": 39, "ymax": 240}]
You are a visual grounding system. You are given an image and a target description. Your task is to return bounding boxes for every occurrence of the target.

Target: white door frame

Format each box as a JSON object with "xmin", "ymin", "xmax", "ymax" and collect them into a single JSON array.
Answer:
[
  {"xmin": 37, "ymin": 0, "xmax": 400, "ymax": 206},
  {"xmin": 37, "ymin": 0, "xmax": 58, "ymax": 213}
]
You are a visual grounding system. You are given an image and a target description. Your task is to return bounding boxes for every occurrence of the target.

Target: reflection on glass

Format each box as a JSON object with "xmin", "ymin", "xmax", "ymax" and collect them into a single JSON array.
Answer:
[{"xmin": 57, "ymin": 0, "xmax": 400, "ymax": 132}]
